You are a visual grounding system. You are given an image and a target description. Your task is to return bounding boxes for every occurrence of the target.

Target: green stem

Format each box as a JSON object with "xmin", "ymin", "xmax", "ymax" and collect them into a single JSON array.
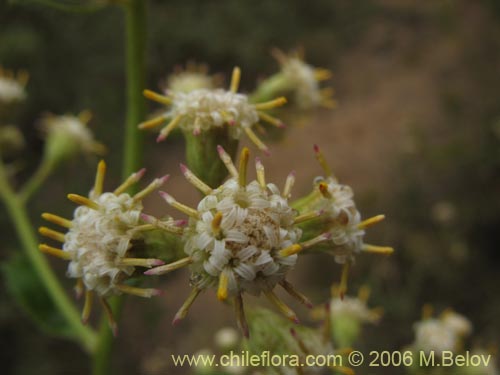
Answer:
[
  {"xmin": 19, "ymin": 158, "xmax": 54, "ymax": 204},
  {"xmin": 249, "ymin": 72, "xmax": 288, "ymax": 103},
  {"xmin": 0, "ymin": 161, "xmax": 97, "ymax": 353},
  {"xmin": 122, "ymin": 0, "xmax": 146, "ymax": 179},
  {"xmin": 92, "ymin": 1, "xmax": 147, "ymax": 374}
]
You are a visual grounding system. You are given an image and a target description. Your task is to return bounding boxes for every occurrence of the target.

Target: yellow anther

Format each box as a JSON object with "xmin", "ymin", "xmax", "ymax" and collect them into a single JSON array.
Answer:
[
  {"xmin": 41, "ymin": 213, "xmax": 72, "ymax": 229},
  {"xmin": 238, "ymin": 147, "xmax": 250, "ymax": 188},
  {"xmin": 143, "ymin": 89, "xmax": 172, "ymax": 105},
  {"xmin": 254, "ymin": 96, "xmax": 287, "ymax": 110},
  {"xmin": 362, "ymin": 244, "xmax": 394, "ymax": 255},
  {"xmin": 39, "ymin": 244, "xmax": 72, "ymax": 260},
  {"xmin": 358, "ymin": 215, "xmax": 385, "ymax": 229},
  {"xmin": 93, "ymin": 160, "xmax": 106, "ymax": 197},
  {"xmin": 38, "ymin": 227, "xmax": 66, "ymax": 243},
  {"xmin": 230, "ymin": 66, "xmax": 241, "ymax": 93},
  {"xmin": 67, "ymin": 194, "xmax": 100, "ymax": 210}
]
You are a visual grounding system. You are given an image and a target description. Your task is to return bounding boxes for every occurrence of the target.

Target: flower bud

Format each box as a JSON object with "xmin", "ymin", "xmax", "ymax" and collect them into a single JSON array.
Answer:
[
  {"xmin": 40, "ymin": 112, "xmax": 106, "ymax": 167},
  {"xmin": 0, "ymin": 125, "xmax": 25, "ymax": 157}
]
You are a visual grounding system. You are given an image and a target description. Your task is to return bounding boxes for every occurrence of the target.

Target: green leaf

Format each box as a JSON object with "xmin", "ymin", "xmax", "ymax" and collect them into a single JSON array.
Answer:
[{"xmin": 1, "ymin": 252, "xmax": 76, "ymax": 339}]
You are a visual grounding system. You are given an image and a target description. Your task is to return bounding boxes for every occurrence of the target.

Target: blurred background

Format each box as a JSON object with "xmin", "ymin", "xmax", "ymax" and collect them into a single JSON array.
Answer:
[{"xmin": 0, "ymin": 0, "xmax": 499, "ymax": 374}]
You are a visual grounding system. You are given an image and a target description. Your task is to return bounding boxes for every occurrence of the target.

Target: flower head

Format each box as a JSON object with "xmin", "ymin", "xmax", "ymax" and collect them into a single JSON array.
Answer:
[
  {"xmin": 295, "ymin": 145, "xmax": 393, "ymax": 297},
  {"xmin": 0, "ymin": 125, "xmax": 25, "ymax": 156},
  {"xmin": 39, "ymin": 160, "xmax": 168, "ymax": 333},
  {"xmin": 139, "ymin": 67, "xmax": 287, "ymax": 154},
  {"xmin": 412, "ymin": 306, "xmax": 472, "ymax": 355},
  {"xmin": 0, "ymin": 66, "xmax": 28, "ymax": 104},
  {"xmin": 143, "ymin": 147, "xmax": 329, "ymax": 336},
  {"xmin": 164, "ymin": 62, "xmax": 220, "ymax": 94},
  {"xmin": 311, "ymin": 285, "xmax": 381, "ymax": 348},
  {"xmin": 272, "ymin": 48, "xmax": 335, "ymax": 110},
  {"xmin": 41, "ymin": 111, "xmax": 106, "ymax": 166}
]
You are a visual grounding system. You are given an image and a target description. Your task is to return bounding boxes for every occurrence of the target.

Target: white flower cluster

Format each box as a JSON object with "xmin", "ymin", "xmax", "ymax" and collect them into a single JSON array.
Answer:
[
  {"xmin": 315, "ymin": 176, "xmax": 365, "ymax": 264},
  {"xmin": 167, "ymin": 71, "xmax": 215, "ymax": 94},
  {"xmin": 43, "ymin": 114, "xmax": 101, "ymax": 154},
  {"xmin": 64, "ymin": 192, "xmax": 142, "ymax": 297},
  {"xmin": 413, "ymin": 311, "xmax": 472, "ymax": 354},
  {"xmin": 0, "ymin": 73, "xmax": 26, "ymax": 103},
  {"xmin": 330, "ymin": 295, "xmax": 379, "ymax": 323},
  {"xmin": 167, "ymin": 89, "xmax": 259, "ymax": 137},
  {"xmin": 185, "ymin": 178, "xmax": 301, "ymax": 297},
  {"xmin": 281, "ymin": 57, "xmax": 322, "ymax": 109}
]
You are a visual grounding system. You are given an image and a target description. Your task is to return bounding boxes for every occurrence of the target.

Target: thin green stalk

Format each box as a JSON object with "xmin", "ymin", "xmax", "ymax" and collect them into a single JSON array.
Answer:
[
  {"xmin": 122, "ymin": 0, "xmax": 146, "ymax": 179},
  {"xmin": 92, "ymin": 1, "xmax": 147, "ymax": 374},
  {"xmin": 0, "ymin": 161, "xmax": 97, "ymax": 353},
  {"xmin": 19, "ymin": 158, "xmax": 54, "ymax": 204}
]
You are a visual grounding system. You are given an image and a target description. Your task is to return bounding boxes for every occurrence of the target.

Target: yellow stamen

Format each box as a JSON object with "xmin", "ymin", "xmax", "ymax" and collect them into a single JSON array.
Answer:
[
  {"xmin": 134, "ymin": 175, "xmax": 168, "ymax": 201},
  {"xmin": 293, "ymin": 210, "xmax": 322, "ymax": 224},
  {"xmin": 258, "ymin": 111, "xmax": 284, "ymax": 128},
  {"xmin": 114, "ymin": 168, "xmax": 146, "ymax": 195},
  {"xmin": 17, "ymin": 70, "xmax": 30, "ymax": 86},
  {"xmin": 254, "ymin": 96, "xmax": 287, "ymax": 110},
  {"xmin": 238, "ymin": 147, "xmax": 250, "ymax": 187},
  {"xmin": 116, "ymin": 284, "xmax": 161, "ymax": 298},
  {"xmin": 90, "ymin": 141, "xmax": 107, "ymax": 156},
  {"xmin": 230, "ymin": 66, "xmax": 241, "ymax": 93},
  {"xmin": 118, "ymin": 258, "xmax": 164, "ymax": 268},
  {"xmin": 234, "ymin": 293, "xmax": 249, "ymax": 338},
  {"xmin": 180, "ymin": 164, "xmax": 212, "ymax": 195},
  {"xmin": 143, "ymin": 89, "xmax": 172, "ymax": 105},
  {"xmin": 39, "ymin": 244, "xmax": 71, "ymax": 260},
  {"xmin": 422, "ymin": 304, "xmax": 433, "ymax": 320},
  {"xmin": 67, "ymin": 194, "xmax": 100, "ymax": 210},
  {"xmin": 280, "ymin": 280, "xmax": 313, "ymax": 308},
  {"xmin": 41, "ymin": 213, "xmax": 72, "ymax": 229},
  {"xmin": 265, "ymin": 290, "xmax": 299, "ymax": 323},
  {"xmin": 300, "ymin": 233, "xmax": 330, "ymax": 248},
  {"xmin": 358, "ymin": 214, "xmax": 385, "ymax": 229},
  {"xmin": 211, "ymin": 212, "xmax": 223, "ymax": 237},
  {"xmin": 93, "ymin": 160, "xmax": 106, "ymax": 197},
  {"xmin": 339, "ymin": 262, "xmax": 350, "ymax": 299},
  {"xmin": 318, "ymin": 182, "xmax": 332, "ymax": 199},
  {"xmin": 255, "ymin": 158, "xmax": 266, "ymax": 189},
  {"xmin": 144, "ymin": 257, "xmax": 192, "ymax": 276},
  {"xmin": 358, "ymin": 285, "xmax": 371, "ymax": 302},
  {"xmin": 279, "ymin": 244, "xmax": 302, "ymax": 257},
  {"xmin": 314, "ymin": 68, "xmax": 333, "ymax": 81},
  {"xmin": 282, "ymin": 171, "xmax": 295, "ymax": 198},
  {"xmin": 370, "ymin": 307, "xmax": 384, "ymax": 321},
  {"xmin": 217, "ymin": 145, "xmax": 239, "ymax": 178},
  {"xmin": 38, "ymin": 227, "xmax": 66, "ymax": 243},
  {"xmin": 158, "ymin": 114, "xmax": 183, "ymax": 141},
  {"xmin": 141, "ymin": 216, "xmax": 185, "ymax": 235},
  {"xmin": 78, "ymin": 110, "xmax": 92, "ymax": 124},
  {"xmin": 362, "ymin": 244, "xmax": 394, "ymax": 255},
  {"xmin": 138, "ymin": 115, "xmax": 167, "ymax": 130},
  {"xmin": 173, "ymin": 288, "xmax": 202, "ymax": 325},
  {"xmin": 99, "ymin": 298, "xmax": 117, "ymax": 336},
  {"xmin": 82, "ymin": 290, "xmax": 93, "ymax": 324},
  {"xmin": 217, "ymin": 269, "xmax": 229, "ymax": 301},
  {"xmin": 244, "ymin": 127, "xmax": 269, "ymax": 153},
  {"xmin": 160, "ymin": 192, "xmax": 200, "ymax": 219},
  {"xmin": 314, "ymin": 144, "xmax": 332, "ymax": 177}
]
